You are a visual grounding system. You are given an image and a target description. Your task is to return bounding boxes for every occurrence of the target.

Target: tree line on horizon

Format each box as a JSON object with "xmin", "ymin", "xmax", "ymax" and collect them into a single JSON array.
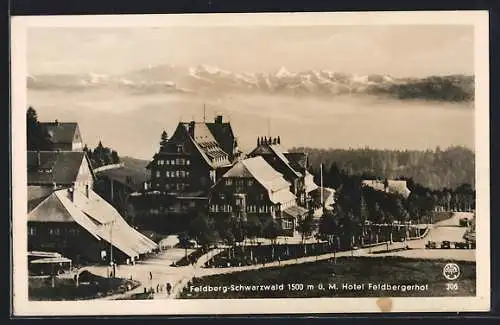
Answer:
[{"xmin": 293, "ymin": 146, "xmax": 475, "ymax": 190}]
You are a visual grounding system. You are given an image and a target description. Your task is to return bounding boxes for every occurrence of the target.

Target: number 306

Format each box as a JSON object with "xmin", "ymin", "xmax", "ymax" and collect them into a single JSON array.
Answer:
[{"xmin": 447, "ymin": 283, "xmax": 458, "ymax": 291}]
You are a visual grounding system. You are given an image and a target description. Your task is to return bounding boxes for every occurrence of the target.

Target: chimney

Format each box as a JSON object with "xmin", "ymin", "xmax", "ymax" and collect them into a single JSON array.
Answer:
[
  {"xmin": 272, "ymin": 137, "xmax": 277, "ymax": 145},
  {"xmin": 267, "ymin": 136, "xmax": 272, "ymax": 145},
  {"xmin": 85, "ymin": 184, "xmax": 89, "ymax": 198},
  {"xmin": 277, "ymin": 136, "xmax": 281, "ymax": 144},
  {"xmin": 188, "ymin": 121, "xmax": 195, "ymax": 138},
  {"xmin": 257, "ymin": 137, "xmax": 260, "ymax": 146},
  {"xmin": 55, "ymin": 119, "xmax": 59, "ymax": 126},
  {"xmin": 215, "ymin": 115, "xmax": 223, "ymax": 124}
]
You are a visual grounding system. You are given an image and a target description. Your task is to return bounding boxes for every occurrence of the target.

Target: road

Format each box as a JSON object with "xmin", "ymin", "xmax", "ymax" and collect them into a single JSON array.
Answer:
[
  {"xmin": 364, "ymin": 211, "xmax": 475, "ymax": 261},
  {"xmin": 85, "ymin": 212, "xmax": 475, "ymax": 300}
]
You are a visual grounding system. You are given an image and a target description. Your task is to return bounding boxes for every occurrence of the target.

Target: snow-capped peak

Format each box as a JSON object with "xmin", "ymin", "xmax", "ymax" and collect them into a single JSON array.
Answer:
[{"xmin": 275, "ymin": 66, "xmax": 293, "ymax": 78}]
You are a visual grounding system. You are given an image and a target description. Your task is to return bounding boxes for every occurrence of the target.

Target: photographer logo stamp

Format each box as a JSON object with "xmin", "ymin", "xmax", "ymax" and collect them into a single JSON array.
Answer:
[{"xmin": 443, "ymin": 263, "xmax": 461, "ymax": 281}]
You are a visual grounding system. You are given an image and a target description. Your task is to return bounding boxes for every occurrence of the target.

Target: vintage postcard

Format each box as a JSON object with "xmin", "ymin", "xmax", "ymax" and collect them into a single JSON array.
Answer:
[{"xmin": 11, "ymin": 11, "xmax": 490, "ymax": 315}]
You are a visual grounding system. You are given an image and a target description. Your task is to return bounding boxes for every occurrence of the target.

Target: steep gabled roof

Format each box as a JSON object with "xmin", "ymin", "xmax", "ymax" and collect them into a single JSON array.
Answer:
[
  {"xmin": 268, "ymin": 145, "xmax": 302, "ymax": 178},
  {"xmin": 40, "ymin": 122, "xmax": 78, "ymax": 144},
  {"xmin": 361, "ymin": 179, "xmax": 411, "ymax": 198},
  {"xmin": 206, "ymin": 121, "xmax": 240, "ymax": 158},
  {"xmin": 222, "ymin": 157, "xmax": 296, "ymax": 204},
  {"xmin": 28, "ymin": 188, "xmax": 158, "ymax": 258},
  {"xmin": 284, "ymin": 152, "xmax": 307, "ymax": 171},
  {"xmin": 28, "ymin": 186, "xmax": 54, "ymax": 212},
  {"xmin": 179, "ymin": 122, "xmax": 232, "ymax": 168},
  {"xmin": 27, "ymin": 151, "xmax": 94, "ymax": 185}
]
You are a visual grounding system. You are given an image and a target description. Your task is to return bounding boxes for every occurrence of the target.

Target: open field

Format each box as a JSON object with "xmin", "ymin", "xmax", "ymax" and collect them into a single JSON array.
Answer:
[{"xmin": 180, "ymin": 256, "xmax": 475, "ymax": 299}]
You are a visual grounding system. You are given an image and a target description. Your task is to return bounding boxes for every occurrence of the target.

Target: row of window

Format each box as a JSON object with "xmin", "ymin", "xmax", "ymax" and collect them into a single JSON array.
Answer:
[
  {"xmin": 157, "ymin": 158, "xmax": 190, "ymax": 166},
  {"xmin": 209, "ymin": 204, "xmax": 273, "ymax": 213},
  {"xmin": 155, "ymin": 170, "xmax": 191, "ymax": 178},
  {"xmin": 219, "ymin": 193, "xmax": 265, "ymax": 201},
  {"xmin": 225, "ymin": 179, "xmax": 254, "ymax": 186},
  {"xmin": 28, "ymin": 227, "xmax": 80, "ymax": 236}
]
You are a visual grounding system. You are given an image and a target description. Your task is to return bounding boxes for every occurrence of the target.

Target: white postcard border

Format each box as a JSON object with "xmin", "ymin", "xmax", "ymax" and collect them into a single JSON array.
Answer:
[{"xmin": 11, "ymin": 11, "xmax": 490, "ymax": 315}]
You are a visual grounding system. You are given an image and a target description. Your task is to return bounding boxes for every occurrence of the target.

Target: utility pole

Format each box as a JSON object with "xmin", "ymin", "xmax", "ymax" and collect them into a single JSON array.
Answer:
[
  {"xmin": 110, "ymin": 218, "xmax": 115, "ymax": 277},
  {"xmin": 203, "ymin": 104, "xmax": 206, "ymax": 122},
  {"xmin": 320, "ymin": 163, "xmax": 324, "ymax": 210}
]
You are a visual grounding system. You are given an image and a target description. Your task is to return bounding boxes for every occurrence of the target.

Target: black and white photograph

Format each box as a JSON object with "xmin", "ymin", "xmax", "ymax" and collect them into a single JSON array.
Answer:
[{"xmin": 11, "ymin": 11, "xmax": 490, "ymax": 315}]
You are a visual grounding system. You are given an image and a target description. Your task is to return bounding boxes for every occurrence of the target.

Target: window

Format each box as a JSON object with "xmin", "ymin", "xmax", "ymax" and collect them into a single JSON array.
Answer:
[
  {"xmin": 236, "ymin": 180, "xmax": 244, "ymax": 186},
  {"xmin": 186, "ymin": 171, "xmax": 190, "ymax": 177},
  {"xmin": 165, "ymin": 160, "xmax": 170, "ymax": 165},
  {"xmin": 165, "ymin": 171, "xmax": 170, "ymax": 177},
  {"xmin": 176, "ymin": 170, "xmax": 180, "ymax": 177},
  {"xmin": 49, "ymin": 228, "xmax": 60, "ymax": 236},
  {"xmin": 171, "ymin": 160, "xmax": 176, "ymax": 165},
  {"xmin": 260, "ymin": 194, "xmax": 265, "ymax": 200},
  {"xmin": 69, "ymin": 228, "xmax": 80, "ymax": 236},
  {"xmin": 165, "ymin": 184, "xmax": 171, "ymax": 190},
  {"xmin": 28, "ymin": 226, "xmax": 36, "ymax": 236},
  {"xmin": 283, "ymin": 219, "xmax": 293, "ymax": 230},
  {"xmin": 177, "ymin": 145, "xmax": 183, "ymax": 153},
  {"xmin": 179, "ymin": 158, "xmax": 185, "ymax": 165},
  {"xmin": 156, "ymin": 171, "xmax": 160, "ymax": 178},
  {"xmin": 248, "ymin": 179, "xmax": 254, "ymax": 186},
  {"xmin": 186, "ymin": 159, "xmax": 191, "ymax": 165},
  {"xmin": 226, "ymin": 179, "xmax": 232, "ymax": 186},
  {"xmin": 176, "ymin": 158, "xmax": 182, "ymax": 165},
  {"xmin": 219, "ymin": 194, "xmax": 225, "ymax": 200},
  {"xmin": 180, "ymin": 171, "xmax": 185, "ymax": 178},
  {"xmin": 158, "ymin": 160, "xmax": 164, "ymax": 166}
]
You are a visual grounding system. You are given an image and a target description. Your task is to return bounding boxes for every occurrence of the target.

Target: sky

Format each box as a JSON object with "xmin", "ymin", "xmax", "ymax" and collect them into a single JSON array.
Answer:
[
  {"xmin": 26, "ymin": 24, "xmax": 476, "ymax": 159},
  {"xmin": 27, "ymin": 25, "xmax": 474, "ymax": 77}
]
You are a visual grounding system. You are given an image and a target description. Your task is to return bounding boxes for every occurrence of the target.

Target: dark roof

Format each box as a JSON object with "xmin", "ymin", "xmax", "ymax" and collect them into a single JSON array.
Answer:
[
  {"xmin": 178, "ymin": 122, "xmax": 231, "ymax": 168},
  {"xmin": 248, "ymin": 143, "xmax": 303, "ymax": 178},
  {"xmin": 206, "ymin": 122, "xmax": 240, "ymax": 158},
  {"xmin": 40, "ymin": 122, "xmax": 78, "ymax": 144},
  {"xmin": 97, "ymin": 166, "xmax": 147, "ymax": 192},
  {"xmin": 28, "ymin": 186, "xmax": 55, "ymax": 212},
  {"xmin": 284, "ymin": 152, "xmax": 307, "ymax": 172},
  {"xmin": 27, "ymin": 151, "xmax": 91, "ymax": 185}
]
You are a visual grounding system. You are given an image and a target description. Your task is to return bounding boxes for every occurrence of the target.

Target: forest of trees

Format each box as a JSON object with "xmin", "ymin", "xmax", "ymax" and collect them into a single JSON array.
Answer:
[
  {"xmin": 83, "ymin": 142, "xmax": 121, "ymax": 169},
  {"xmin": 26, "ymin": 107, "xmax": 53, "ymax": 151},
  {"xmin": 293, "ymin": 146, "xmax": 475, "ymax": 190}
]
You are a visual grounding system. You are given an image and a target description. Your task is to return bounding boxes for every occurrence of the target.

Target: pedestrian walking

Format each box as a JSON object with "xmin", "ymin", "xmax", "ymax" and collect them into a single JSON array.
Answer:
[
  {"xmin": 156, "ymin": 284, "xmax": 160, "ymax": 293},
  {"xmin": 149, "ymin": 271, "xmax": 153, "ymax": 280},
  {"xmin": 166, "ymin": 282, "xmax": 172, "ymax": 295}
]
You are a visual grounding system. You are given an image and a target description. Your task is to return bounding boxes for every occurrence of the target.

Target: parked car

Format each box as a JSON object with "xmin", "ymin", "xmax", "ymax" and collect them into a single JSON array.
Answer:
[
  {"xmin": 440, "ymin": 241, "xmax": 451, "ymax": 249},
  {"xmin": 425, "ymin": 241, "xmax": 437, "ymax": 249},
  {"xmin": 459, "ymin": 218, "xmax": 470, "ymax": 227},
  {"xmin": 454, "ymin": 242, "xmax": 469, "ymax": 249}
]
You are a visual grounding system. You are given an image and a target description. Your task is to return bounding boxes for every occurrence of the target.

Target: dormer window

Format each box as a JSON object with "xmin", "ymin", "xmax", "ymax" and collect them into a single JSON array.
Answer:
[{"xmin": 177, "ymin": 145, "xmax": 183, "ymax": 153}]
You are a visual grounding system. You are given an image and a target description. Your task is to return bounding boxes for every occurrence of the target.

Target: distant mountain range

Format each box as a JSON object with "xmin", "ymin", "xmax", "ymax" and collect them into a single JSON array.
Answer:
[{"xmin": 27, "ymin": 64, "xmax": 474, "ymax": 102}]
